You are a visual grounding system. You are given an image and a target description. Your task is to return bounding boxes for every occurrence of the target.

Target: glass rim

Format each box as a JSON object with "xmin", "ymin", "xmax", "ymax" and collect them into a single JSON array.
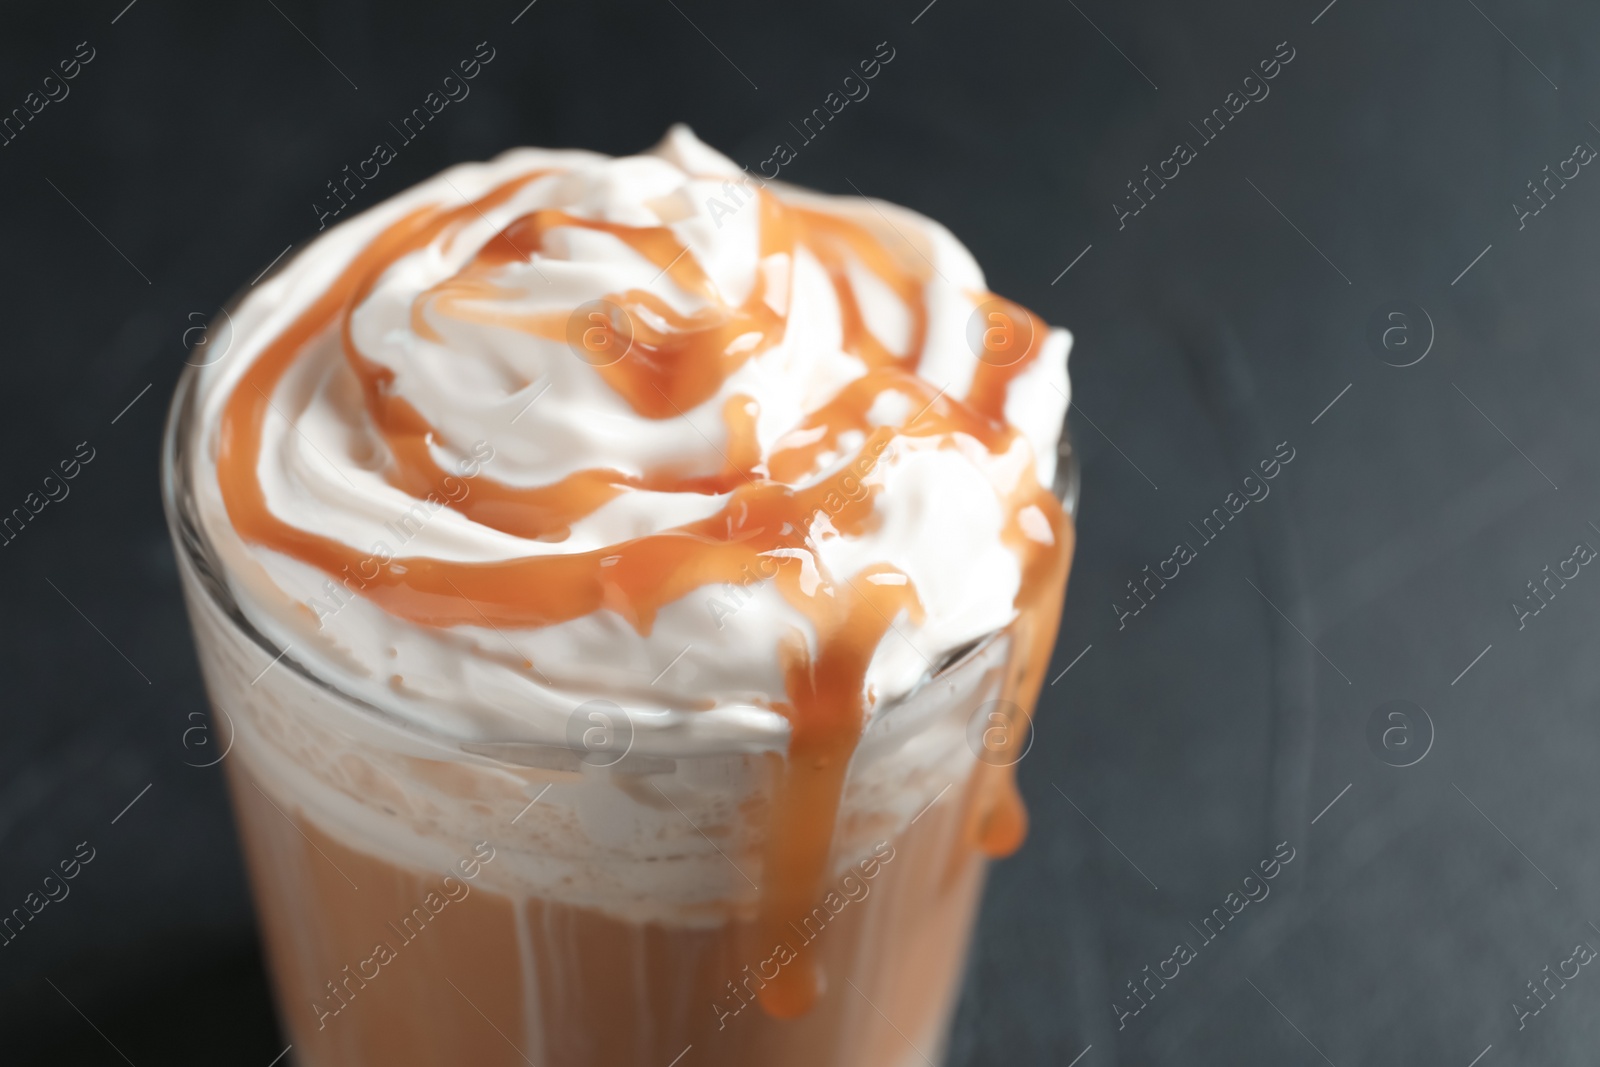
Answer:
[{"xmin": 161, "ymin": 275, "xmax": 1079, "ymax": 756}]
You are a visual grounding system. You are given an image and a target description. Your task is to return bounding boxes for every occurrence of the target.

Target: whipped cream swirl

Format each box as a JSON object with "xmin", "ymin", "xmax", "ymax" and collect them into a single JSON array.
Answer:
[{"xmin": 190, "ymin": 126, "xmax": 1071, "ymax": 751}]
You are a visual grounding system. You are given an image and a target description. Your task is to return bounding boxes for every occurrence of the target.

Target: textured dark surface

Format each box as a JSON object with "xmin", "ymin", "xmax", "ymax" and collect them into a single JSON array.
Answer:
[{"xmin": 3, "ymin": 0, "xmax": 1599, "ymax": 1063}]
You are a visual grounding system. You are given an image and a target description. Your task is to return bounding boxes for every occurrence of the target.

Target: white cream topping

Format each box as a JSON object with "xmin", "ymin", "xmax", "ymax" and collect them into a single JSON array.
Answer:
[{"xmin": 191, "ymin": 126, "xmax": 1071, "ymax": 752}]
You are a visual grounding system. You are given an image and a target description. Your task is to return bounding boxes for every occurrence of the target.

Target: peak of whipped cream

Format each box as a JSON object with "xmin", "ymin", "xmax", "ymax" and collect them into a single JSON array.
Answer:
[{"xmin": 190, "ymin": 126, "xmax": 1071, "ymax": 752}]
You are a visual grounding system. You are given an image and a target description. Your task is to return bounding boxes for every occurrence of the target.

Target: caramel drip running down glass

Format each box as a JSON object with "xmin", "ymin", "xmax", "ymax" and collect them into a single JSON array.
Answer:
[{"xmin": 163, "ymin": 127, "xmax": 1076, "ymax": 1067}]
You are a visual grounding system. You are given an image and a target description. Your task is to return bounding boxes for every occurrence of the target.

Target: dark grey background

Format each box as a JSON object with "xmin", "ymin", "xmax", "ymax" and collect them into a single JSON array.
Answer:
[{"xmin": 2, "ymin": 0, "xmax": 1596, "ymax": 1063}]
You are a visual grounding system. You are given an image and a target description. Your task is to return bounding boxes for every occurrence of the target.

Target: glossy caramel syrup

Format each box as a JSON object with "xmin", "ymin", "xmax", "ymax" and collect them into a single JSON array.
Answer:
[{"xmin": 214, "ymin": 170, "xmax": 1074, "ymax": 1018}]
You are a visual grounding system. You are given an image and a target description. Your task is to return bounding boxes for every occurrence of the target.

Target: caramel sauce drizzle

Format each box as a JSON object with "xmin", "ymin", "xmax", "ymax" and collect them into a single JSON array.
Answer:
[{"xmin": 215, "ymin": 167, "xmax": 1073, "ymax": 1018}]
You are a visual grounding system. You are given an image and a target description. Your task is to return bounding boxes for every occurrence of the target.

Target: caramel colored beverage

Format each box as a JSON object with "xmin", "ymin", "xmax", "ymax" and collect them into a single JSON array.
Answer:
[{"xmin": 164, "ymin": 127, "xmax": 1075, "ymax": 1066}]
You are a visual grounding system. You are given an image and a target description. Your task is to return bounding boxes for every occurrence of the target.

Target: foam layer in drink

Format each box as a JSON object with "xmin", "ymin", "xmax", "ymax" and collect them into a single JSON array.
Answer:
[{"xmin": 182, "ymin": 560, "xmax": 1009, "ymax": 925}]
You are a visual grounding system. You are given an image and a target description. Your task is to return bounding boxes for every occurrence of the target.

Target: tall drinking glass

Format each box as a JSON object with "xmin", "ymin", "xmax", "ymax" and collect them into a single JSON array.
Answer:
[{"xmin": 164, "ymin": 330, "xmax": 1076, "ymax": 1067}]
